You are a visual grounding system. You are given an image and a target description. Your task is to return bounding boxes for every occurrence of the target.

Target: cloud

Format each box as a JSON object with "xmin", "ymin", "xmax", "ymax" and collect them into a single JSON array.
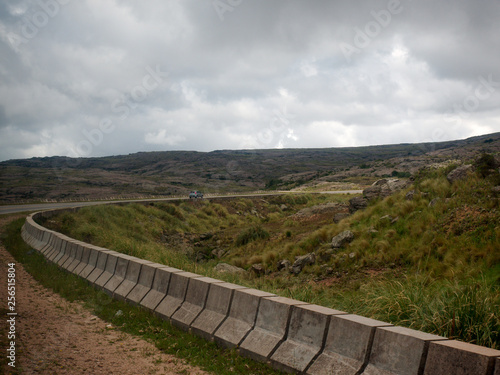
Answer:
[{"xmin": 0, "ymin": 0, "xmax": 499, "ymax": 161}]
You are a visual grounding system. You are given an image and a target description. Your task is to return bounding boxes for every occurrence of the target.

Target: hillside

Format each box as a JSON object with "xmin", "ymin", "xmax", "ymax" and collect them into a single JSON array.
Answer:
[{"xmin": 1, "ymin": 132, "xmax": 499, "ymax": 203}]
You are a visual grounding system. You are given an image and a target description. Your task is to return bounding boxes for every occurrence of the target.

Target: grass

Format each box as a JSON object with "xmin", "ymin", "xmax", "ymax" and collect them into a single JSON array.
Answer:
[
  {"xmin": 37, "ymin": 167, "xmax": 500, "ymax": 348},
  {"xmin": 1, "ymin": 218, "xmax": 283, "ymax": 375}
]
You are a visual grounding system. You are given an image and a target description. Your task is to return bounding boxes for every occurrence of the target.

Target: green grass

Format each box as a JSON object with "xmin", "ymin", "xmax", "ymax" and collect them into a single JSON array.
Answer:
[
  {"xmin": 1, "ymin": 218, "xmax": 283, "ymax": 374},
  {"xmin": 38, "ymin": 169, "xmax": 500, "ymax": 348}
]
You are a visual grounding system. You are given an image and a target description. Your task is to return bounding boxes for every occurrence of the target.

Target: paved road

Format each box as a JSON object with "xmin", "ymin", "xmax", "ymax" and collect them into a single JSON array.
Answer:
[{"xmin": 0, "ymin": 190, "xmax": 363, "ymax": 215}]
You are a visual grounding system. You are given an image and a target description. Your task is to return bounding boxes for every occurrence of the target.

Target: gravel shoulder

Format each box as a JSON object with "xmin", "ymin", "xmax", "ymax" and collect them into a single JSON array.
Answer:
[{"xmin": 0, "ymin": 215, "xmax": 207, "ymax": 375}]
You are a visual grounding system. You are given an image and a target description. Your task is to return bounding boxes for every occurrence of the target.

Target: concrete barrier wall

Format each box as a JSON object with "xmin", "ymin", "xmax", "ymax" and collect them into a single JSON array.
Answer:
[{"xmin": 21, "ymin": 211, "xmax": 500, "ymax": 375}]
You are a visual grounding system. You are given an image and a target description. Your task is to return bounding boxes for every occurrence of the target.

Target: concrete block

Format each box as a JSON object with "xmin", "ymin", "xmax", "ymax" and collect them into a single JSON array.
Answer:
[
  {"xmin": 102, "ymin": 254, "xmax": 131, "ymax": 295},
  {"xmin": 60, "ymin": 241, "xmax": 78, "ymax": 269},
  {"xmin": 66, "ymin": 243, "xmax": 84, "ymax": 273},
  {"xmin": 214, "ymin": 288, "xmax": 276, "ymax": 349},
  {"xmin": 126, "ymin": 263, "xmax": 163, "ymax": 305},
  {"xmin": 363, "ymin": 326, "xmax": 447, "ymax": 375},
  {"xmin": 40, "ymin": 233, "xmax": 55, "ymax": 255},
  {"xmin": 140, "ymin": 266, "xmax": 182, "ymax": 311},
  {"xmin": 270, "ymin": 304, "xmax": 346, "ymax": 374},
  {"xmin": 154, "ymin": 272, "xmax": 202, "ymax": 320},
  {"xmin": 306, "ymin": 314, "xmax": 392, "ymax": 375},
  {"xmin": 190, "ymin": 282, "xmax": 247, "ymax": 342},
  {"xmin": 73, "ymin": 246, "xmax": 92, "ymax": 276},
  {"xmin": 423, "ymin": 340, "xmax": 500, "ymax": 375},
  {"xmin": 171, "ymin": 277, "xmax": 223, "ymax": 331},
  {"xmin": 494, "ymin": 357, "xmax": 500, "ymax": 375},
  {"xmin": 113, "ymin": 258, "xmax": 154, "ymax": 300},
  {"xmin": 94, "ymin": 252, "xmax": 119, "ymax": 288},
  {"xmin": 52, "ymin": 238, "xmax": 69, "ymax": 264},
  {"xmin": 46, "ymin": 236, "xmax": 64, "ymax": 261},
  {"xmin": 86, "ymin": 250, "xmax": 112, "ymax": 284},
  {"xmin": 240, "ymin": 296, "xmax": 308, "ymax": 363}
]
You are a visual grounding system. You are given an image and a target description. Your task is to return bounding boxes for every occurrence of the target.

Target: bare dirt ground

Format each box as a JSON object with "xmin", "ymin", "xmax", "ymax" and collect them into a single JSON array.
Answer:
[{"xmin": 0, "ymin": 215, "xmax": 207, "ymax": 375}]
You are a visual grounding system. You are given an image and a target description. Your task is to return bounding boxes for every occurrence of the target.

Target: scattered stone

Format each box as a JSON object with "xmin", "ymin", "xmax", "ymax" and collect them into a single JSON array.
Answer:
[
  {"xmin": 349, "ymin": 196, "xmax": 368, "ymax": 213},
  {"xmin": 214, "ymin": 263, "xmax": 246, "ymax": 275},
  {"xmin": 251, "ymin": 263, "xmax": 265, "ymax": 276},
  {"xmin": 428, "ymin": 198, "xmax": 441, "ymax": 207},
  {"xmin": 446, "ymin": 165, "xmax": 474, "ymax": 184},
  {"xmin": 291, "ymin": 253, "xmax": 316, "ymax": 274},
  {"xmin": 292, "ymin": 203, "xmax": 348, "ymax": 219},
  {"xmin": 114, "ymin": 310, "xmax": 123, "ymax": 317},
  {"xmin": 276, "ymin": 259, "xmax": 291, "ymax": 271},
  {"xmin": 363, "ymin": 178, "xmax": 409, "ymax": 201},
  {"xmin": 280, "ymin": 204, "xmax": 288, "ymax": 211},
  {"xmin": 199, "ymin": 232, "xmax": 213, "ymax": 241},
  {"xmin": 405, "ymin": 190, "xmax": 416, "ymax": 200},
  {"xmin": 331, "ymin": 230, "xmax": 355, "ymax": 249},
  {"xmin": 349, "ymin": 252, "xmax": 356, "ymax": 259},
  {"xmin": 380, "ymin": 215, "xmax": 393, "ymax": 222},
  {"xmin": 321, "ymin": 265, "xmax": 335, "ymax": 275},
  {"xmin": 211, "ymin": 248, "xmax": 228, "ymax": 259},
  {"xmin": 368, "ymin": 227, "xmax": 379, "ymax": 234},
  {"xmin": 333, "ymin": 212, "xmax": 350, "ymax": 223}
]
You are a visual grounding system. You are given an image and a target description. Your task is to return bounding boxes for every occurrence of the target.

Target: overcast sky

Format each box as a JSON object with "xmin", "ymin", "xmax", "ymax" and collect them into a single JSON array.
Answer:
[{"xmin": 0, "ymin": 0, "xmax": 499, "ymax": 161}]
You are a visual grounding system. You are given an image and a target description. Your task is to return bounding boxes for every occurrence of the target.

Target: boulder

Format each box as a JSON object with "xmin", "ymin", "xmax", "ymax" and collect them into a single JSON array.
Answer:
[
  {"xmin": 214, "ymin": 263, "xmax": 246, "ymax": 275},
  {"xmin": 331, "ymin": 230, "xmax": 354, "ymax": 249},
  {"xmin": 446, "ymin": 165, "xmax": 474, "ymax": 184},
  {"xmin": 349, "ymin": 196, "xmax": 368, "ymax": 213},
  {"xmin": 333, "ymin": 212, "xmax": 350, "ymax": 223},
  {"xmin": 405, "ymin": 190, "xmax": 415, "ymax": 200},
  {"xmin": 290, "ymin": 253, "xmax": 316, "ymax": 274},
  {"xmin": 363, "ymin": 178, "xmax": 409, "ymax": 201},
  {"xmin": 251, "ymin": 263, "xmax": 265, "ymax": 276},
  {"xmin": 276, "ymin": 259, "xmax": 291, "ymax": 271}
]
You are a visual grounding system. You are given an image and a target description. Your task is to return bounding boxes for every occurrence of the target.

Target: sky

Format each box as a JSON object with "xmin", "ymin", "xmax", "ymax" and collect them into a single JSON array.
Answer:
[{"xmin": 0, "ymin": 0, "xmax": 499, "ymax": 161}]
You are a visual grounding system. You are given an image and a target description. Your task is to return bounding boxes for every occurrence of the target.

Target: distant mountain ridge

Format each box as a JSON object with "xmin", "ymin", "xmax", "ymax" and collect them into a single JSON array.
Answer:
[{"xmin": 1, "ymin": 132, "xmax": 499, "ymax": 203}]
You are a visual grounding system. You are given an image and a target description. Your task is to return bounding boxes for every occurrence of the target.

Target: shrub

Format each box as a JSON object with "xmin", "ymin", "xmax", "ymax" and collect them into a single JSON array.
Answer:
[{"xmin": 235, "ymin": 226, "xmax": 270, "ymax": 246}]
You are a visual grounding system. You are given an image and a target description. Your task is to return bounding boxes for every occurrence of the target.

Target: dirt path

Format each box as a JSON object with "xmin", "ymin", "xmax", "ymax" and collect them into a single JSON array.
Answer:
[{"xmin": 0, "ymin": 216, "xmax": 208, "ymax": 375}]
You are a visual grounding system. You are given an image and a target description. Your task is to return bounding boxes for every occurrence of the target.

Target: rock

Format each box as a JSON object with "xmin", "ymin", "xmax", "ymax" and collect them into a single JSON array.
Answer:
[
  {"xmin": 214, "ymin": 263, "xmax": 246, "ymax": 275},
  {"xmin": 280, "ymin": 204, "xmax": 288, "ymax": 211},
  {"xmin": 446, "ymin": 165, "xmax": 474, "ymax": 184},
  {"xmin": 349, "ymin": 196, "xmax": 368, "ymax": 213},
  {"xmin": 363, "ymin": 178, "xmax": 409, "ymax": 201},
  {"xmin": 405, "ymin": 190, "xmax": 415, "ymax": 200},
  {"xmin": 428, "ymin": 198, "xmax": 441, "ymax": 207},
  {"xmin": 251, "ymin": 263, "xmax": 265, "ymax": 275},
  {"xmin": 492, "ymin": 186, "xmax": 500, "ymax": 195},
  {"xmin": 276, "ymin": 259, "xmax": 291, "ymax": 271},
  {"xmin": 291, "ymin": 253, "xmax": 316, "ymax": 274},
  {"xmin": 211, "ymin": 248, "xmax": 228, "ymax": 259},
  {"xmin": 333, "ymin": 212, "xmax": 350, "ymax": 223},
  {"xmin": 349, "ymin": 252, "xmax": 356, "ymax": 259},
  {"xmin": 331, "ymin": 230, "xmax": 355, "ymax": 249},
  {"xmin": 199, "ymin": 232, "xmax": 213, "ymax": 241},
  {"xmin": 292, "ymin": 203, "xmax": 348, "ymax": 219}
]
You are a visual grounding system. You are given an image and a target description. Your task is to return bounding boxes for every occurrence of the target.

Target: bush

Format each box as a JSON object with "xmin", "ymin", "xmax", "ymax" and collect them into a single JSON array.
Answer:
[{"xmin": 235, "ymin": 226, "xmax": 270, "ymax": 246}]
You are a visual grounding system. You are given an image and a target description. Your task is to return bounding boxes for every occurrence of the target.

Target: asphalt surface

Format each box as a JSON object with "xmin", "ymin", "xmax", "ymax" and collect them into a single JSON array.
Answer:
[{"xmin": 0, "ymin": 190, "xmax": 363, "ymax": 215}]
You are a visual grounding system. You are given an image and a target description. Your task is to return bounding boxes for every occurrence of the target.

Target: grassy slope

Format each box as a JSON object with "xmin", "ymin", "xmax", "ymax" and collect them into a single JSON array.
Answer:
[{"xmin": 40, "ymin": 167, "xmax": 500, "ymax": 348}]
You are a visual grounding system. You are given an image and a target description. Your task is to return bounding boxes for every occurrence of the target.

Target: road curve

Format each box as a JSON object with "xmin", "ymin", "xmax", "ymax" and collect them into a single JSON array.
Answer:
[{"xmin": 0, "ymin": 190, "xmax": 363, "ymax": 215}]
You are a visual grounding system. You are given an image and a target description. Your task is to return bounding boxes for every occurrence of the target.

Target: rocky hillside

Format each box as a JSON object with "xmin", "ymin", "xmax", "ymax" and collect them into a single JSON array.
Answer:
[{"xmin": 1, "ymin": 132, "xmax": 499, "ymax": 203}]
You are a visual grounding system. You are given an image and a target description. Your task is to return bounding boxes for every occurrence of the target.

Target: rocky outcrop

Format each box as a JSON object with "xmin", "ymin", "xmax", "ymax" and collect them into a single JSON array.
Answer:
[
  {"xmin": 349, "ymin": 196, "xmax": 368, "ymax": 213},
  {"xmin": 290, "ymin": 253, "xmax": 316, "ymax": 274},
  {"xmin": 363, "ymin": 178, "xmax": 409, "ymax": 201},
  {"xmin": 446, "ymin": 165, "xmax": 474, "ymax": 184},
  {"xmin": 331, "ymin": 230, "xmax": 354, "ymax": 249},
  {"xmin": 292, "ymin": 203, "xmax": 348, "ymax": 220}
]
